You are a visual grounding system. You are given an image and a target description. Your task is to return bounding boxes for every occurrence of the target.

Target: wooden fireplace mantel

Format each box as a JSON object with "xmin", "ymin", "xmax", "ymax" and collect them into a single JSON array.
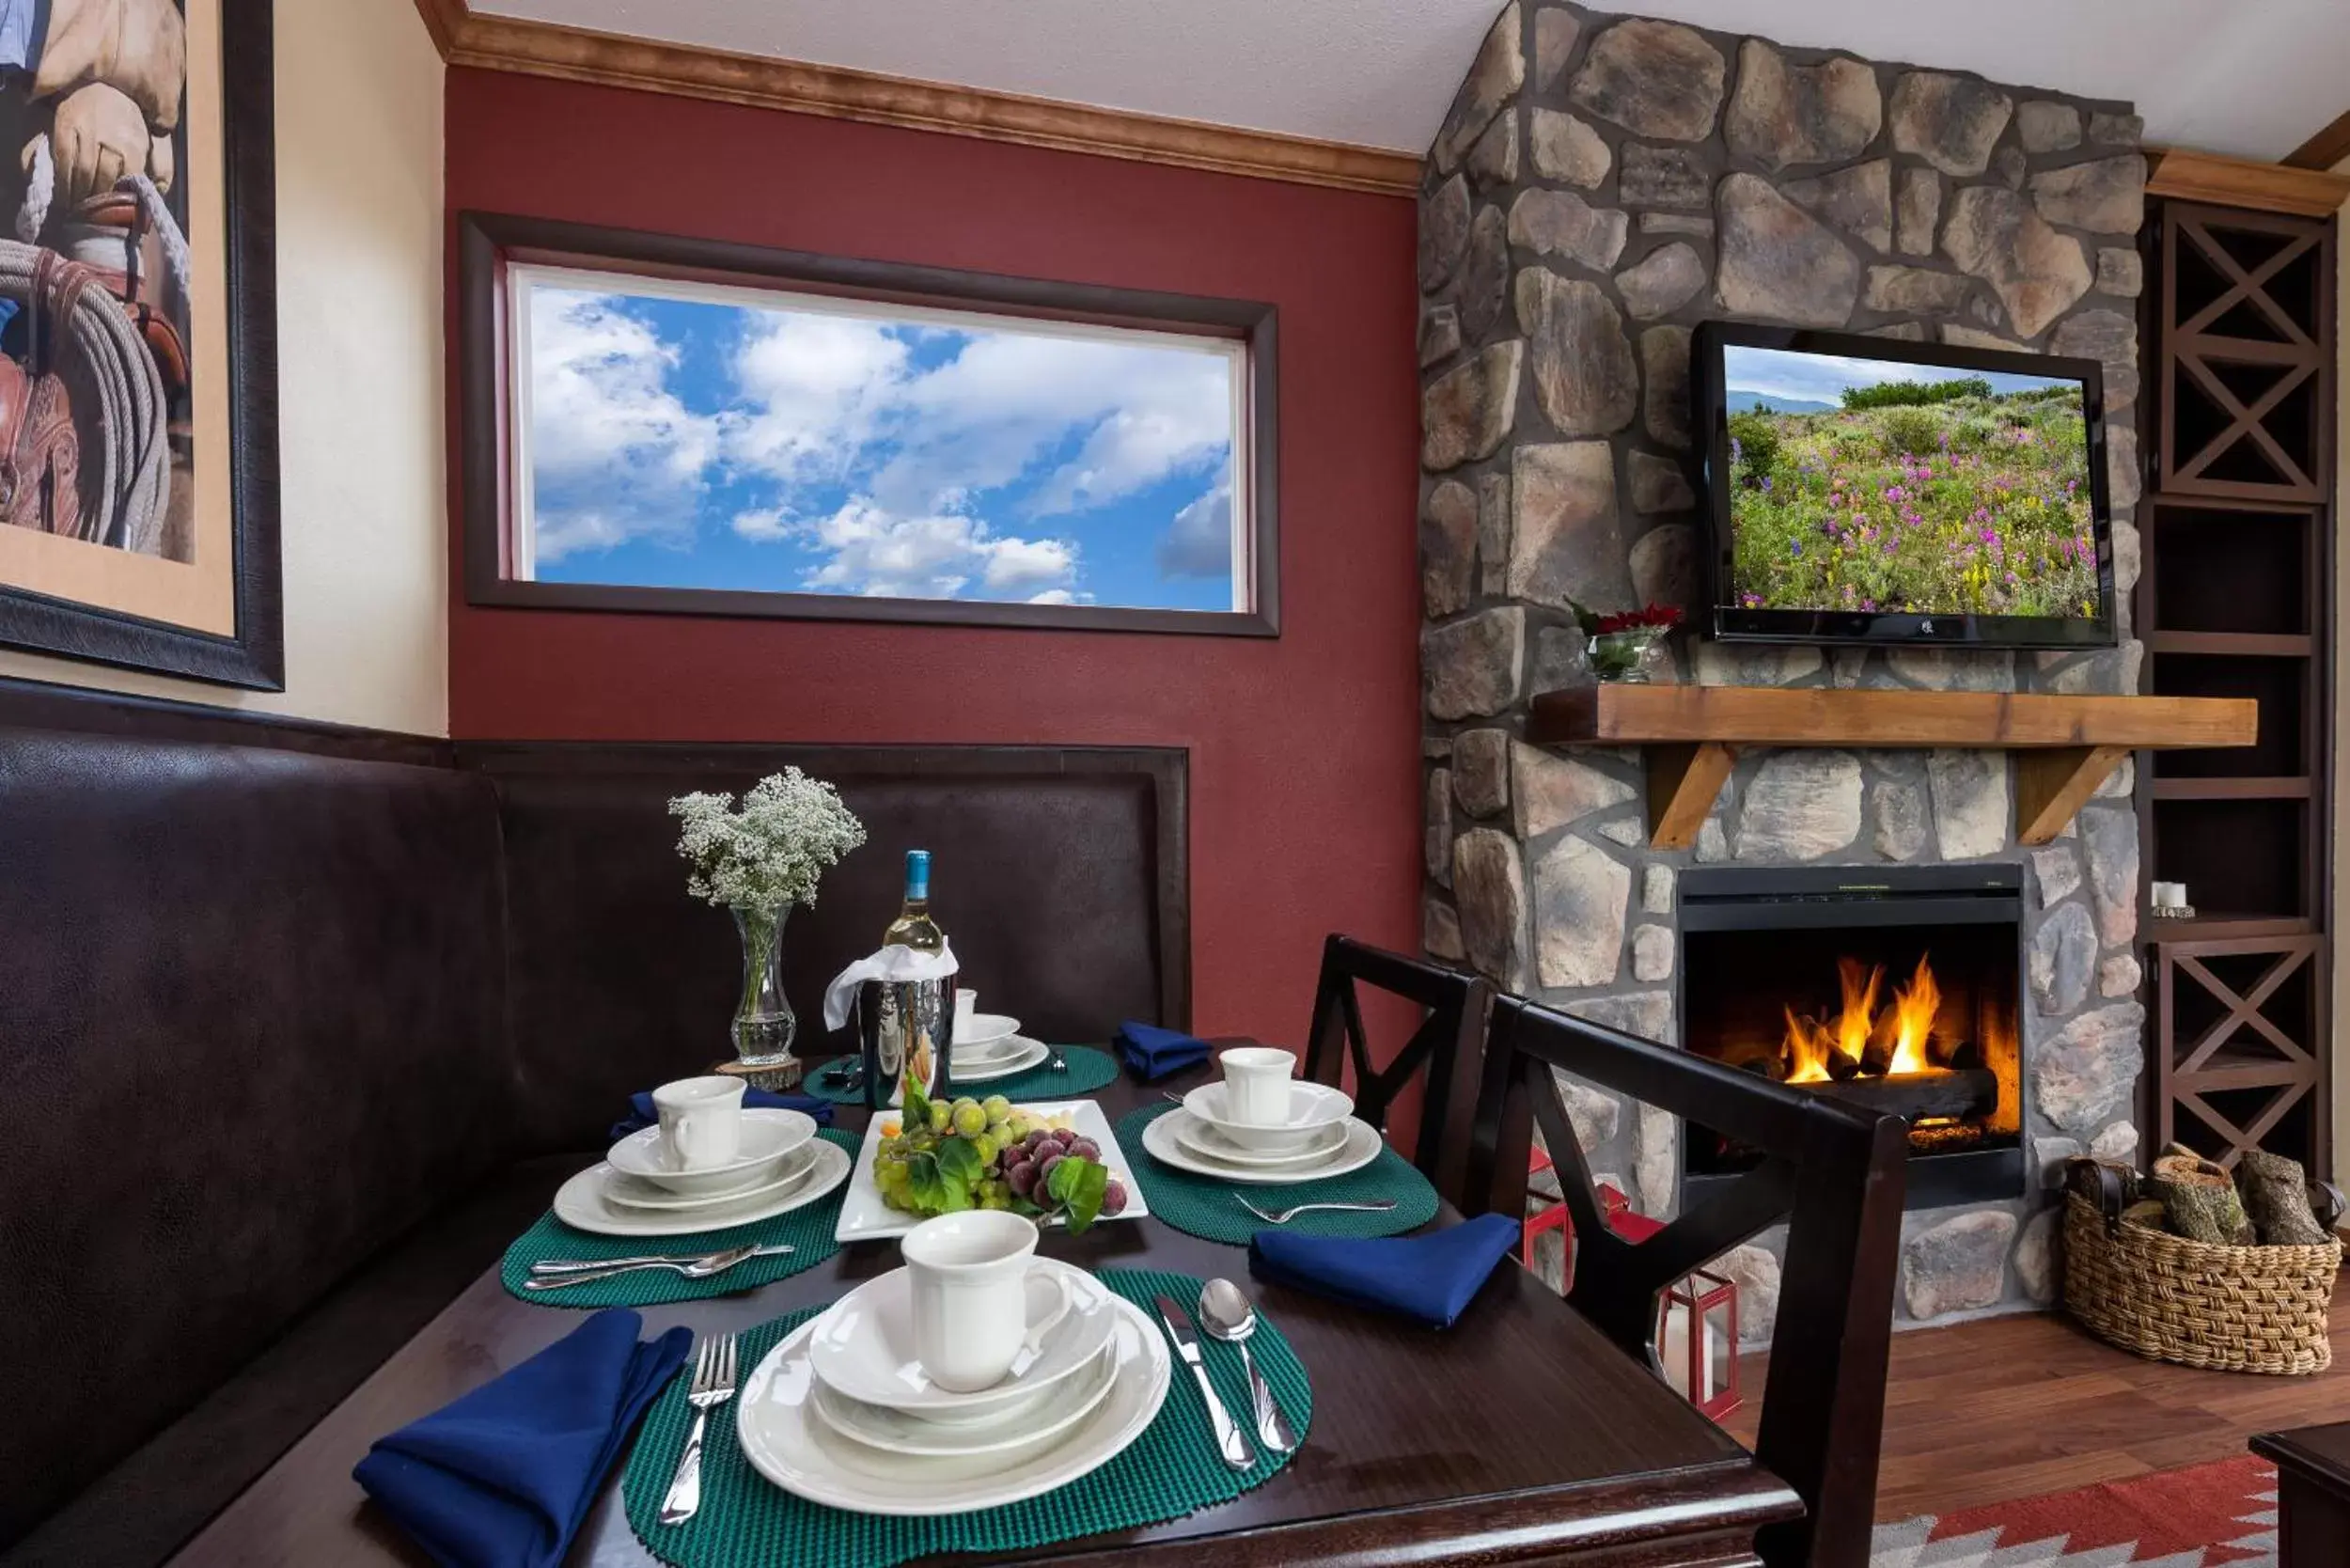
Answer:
[{"xmin": 1526, "ymin": 684, "xmax": 2259, "ymax": 850}]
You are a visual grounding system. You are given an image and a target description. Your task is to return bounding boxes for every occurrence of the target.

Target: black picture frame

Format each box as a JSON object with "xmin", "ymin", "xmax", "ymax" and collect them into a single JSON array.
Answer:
[
  {"xmin": 0, "ymin": 0, "xmax": 284, "ymax": 689},
  {"xmin": 457, "ymin": 210, "xmax": 1281, "ymax": 638},
  {"xmin": 1694, "ymin": 320, "xmax": 2118, "ymax": 651}
]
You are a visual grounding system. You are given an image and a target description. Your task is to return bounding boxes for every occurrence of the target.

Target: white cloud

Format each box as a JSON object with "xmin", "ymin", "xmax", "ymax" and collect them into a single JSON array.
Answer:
[
  {"xmin": 526, "ymin": 289, "xmax": 719, "ymax": 561},
  {"xmin": 729, "ymin": 506, "xmax": 792, "ymax": 541},
  {"xmin": 796, "ymin": 499, "xmax": 1078, "ymax": 602},
  {"xmin": 725, "ymin": 313, "xmax": 910, "ymax": 484},
  {"xmin": 1156, "ymin": 471, "xmax": 1233, "ymax": 578}
]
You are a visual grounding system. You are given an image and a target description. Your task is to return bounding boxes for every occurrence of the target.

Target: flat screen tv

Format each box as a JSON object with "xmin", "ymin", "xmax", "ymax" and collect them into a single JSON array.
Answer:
[{"xmin": 1695, "ymin": 321, "xmax": 2117, "ymax": 650}]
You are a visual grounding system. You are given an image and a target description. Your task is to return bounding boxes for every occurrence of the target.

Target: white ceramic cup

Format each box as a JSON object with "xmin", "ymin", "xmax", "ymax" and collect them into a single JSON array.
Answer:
[
  {"xmin": 900, "ymin": 1210, "xmax": 1073, "ymax": 1393},
  {"xmin": 650, "ymin": 1075, "xmax": 745, "ymax": 1170},
  {"xmin": 1219, "ymin": 1046, "xmax": 1297, "ymax": 1126},
  {"xmin": 954, "ymin": 988, "xmax": 979, "ymax": 1033}
]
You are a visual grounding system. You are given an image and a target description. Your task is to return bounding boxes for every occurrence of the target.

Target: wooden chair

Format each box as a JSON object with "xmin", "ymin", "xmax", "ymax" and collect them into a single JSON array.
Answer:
[
  {"xmin": 1464, "ymin": 996, "xmax": 1908, "ymax": 1568},
  {"xmin": 1301, "ymin": 934, "xmax": 1490, "ymax": 1205}
]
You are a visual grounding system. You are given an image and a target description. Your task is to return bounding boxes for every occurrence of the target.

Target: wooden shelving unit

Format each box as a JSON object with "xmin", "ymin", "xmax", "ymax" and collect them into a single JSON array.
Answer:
[
  {"xmin": 2138, "ymin": 198, "xmax": 2337, "ymax": 1175},
  {"xmin": 1526, "ymin": 685, "xmax": 2257, "ymax": 850}
]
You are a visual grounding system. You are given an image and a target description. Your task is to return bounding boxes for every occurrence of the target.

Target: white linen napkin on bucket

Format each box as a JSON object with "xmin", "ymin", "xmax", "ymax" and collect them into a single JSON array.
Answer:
[{"xmin": 822, "ymin": 940, "xmax": 960, "ymax": 1031}]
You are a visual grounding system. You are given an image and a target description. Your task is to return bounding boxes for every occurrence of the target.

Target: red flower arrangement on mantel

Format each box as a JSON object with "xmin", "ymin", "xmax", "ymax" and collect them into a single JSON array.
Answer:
[{"xmin": 1571, "ymin": 601, "xmax": 1685, "ymax": 682}]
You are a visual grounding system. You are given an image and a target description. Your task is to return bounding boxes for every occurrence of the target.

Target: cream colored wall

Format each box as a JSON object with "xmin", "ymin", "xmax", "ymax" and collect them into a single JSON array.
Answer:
[{"xmin": 0, "ymin": 0, "xmax": 447, "ymax": 735}]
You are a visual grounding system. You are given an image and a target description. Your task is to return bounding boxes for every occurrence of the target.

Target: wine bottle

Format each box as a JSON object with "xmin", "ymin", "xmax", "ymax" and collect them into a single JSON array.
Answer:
[{"xmin": 876, "ymin": 850, "xmax": 950, "ymax": 1103}]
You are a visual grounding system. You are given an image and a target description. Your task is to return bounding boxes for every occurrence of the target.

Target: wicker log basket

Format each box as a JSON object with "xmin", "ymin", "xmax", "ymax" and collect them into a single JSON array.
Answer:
[{"xmin": 2062, "ymin": 1158, "xmax": 2343, "ymax": 1376}]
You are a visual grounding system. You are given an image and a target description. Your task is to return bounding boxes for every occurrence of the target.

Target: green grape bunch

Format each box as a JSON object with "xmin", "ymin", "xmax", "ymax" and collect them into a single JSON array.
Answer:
[{"xmin": 874, "ymin": 1085, "xmax": 1126, "ymax": 1231}]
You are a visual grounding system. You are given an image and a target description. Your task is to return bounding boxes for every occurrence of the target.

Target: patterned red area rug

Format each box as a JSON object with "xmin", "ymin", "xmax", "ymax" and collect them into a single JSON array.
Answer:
[{"xmin": 1872, "ymin": 1455, "xmax": 2278, "ymax": 1566}]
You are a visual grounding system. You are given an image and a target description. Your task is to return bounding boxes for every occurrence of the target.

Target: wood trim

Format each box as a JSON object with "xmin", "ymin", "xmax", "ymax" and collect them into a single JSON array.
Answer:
[
  {"xmin": 2145, "ymin": 147, "xmax": 2350, "ymax": 218},
  {"xmin": 2284, "ymin": 108, "xmax": 2350, "ymax": 173},
  {"xmin": 2014, "ymin": 745, "xmax": 2131, "ymax": 845},
  {"xmin": 412, "ymin": 0, "xmax": 1420, "ymax": 196},
  {"xmin": 1529, "ymin": 684, "xmax": 2260, "ymax": 750}
]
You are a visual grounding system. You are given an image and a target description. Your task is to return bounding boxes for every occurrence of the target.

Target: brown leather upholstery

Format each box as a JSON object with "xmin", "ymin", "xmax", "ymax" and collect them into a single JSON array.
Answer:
[
  {"xmin": 463, "ymin": 743, "xmax": 1188, "ymax": 1153},
  {"xmin": 0, "ymin": 683, "xmax": 1188, "ymax": 1560},
  {"xmin": 0, "ymin": 713, "xmax": 512, "ymax": 1547}
]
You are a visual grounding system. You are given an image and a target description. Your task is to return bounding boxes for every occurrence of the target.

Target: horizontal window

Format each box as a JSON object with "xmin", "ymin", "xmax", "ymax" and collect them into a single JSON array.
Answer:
[{"xmin": 460, "ymin": 214, "xmax": 1278, "ymax": 635}]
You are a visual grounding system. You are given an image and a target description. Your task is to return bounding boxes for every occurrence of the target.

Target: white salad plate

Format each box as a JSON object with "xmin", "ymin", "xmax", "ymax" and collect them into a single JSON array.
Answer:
[
  {"xmin": 735, "ymin": 1289, "xmax": 1169, "ymax": 1516},
  {"xmin": 957, "ymin": 1012, "xmax": 1022, "ymax": 1048},
  {"xmin": 1181, "ymin": 1081, "xmax": 1355, "ymax": 1153},
  {"xmin": 948, "ymin": 1037, "xmax": 1049, "ymax": 1083},
  {"xmin": 553, "ymin": 1137, "xmax": 848, "ymax": 1237},
  {"xmin": 604, "ymin": 1108, "xmax": 820, "ymax": 1196},
  {"xmin": 810, "ymin": 1340, "xmax": 1118, "ymax": 1457},
  {"xmin": 1143, "ymin": 1107, "xmax": 1384, "ymax": 1185},
  {"xmin": 1173, "ymin": 1114, "xmax": 1348, "ymax": 1169},
  {"xmin": 603, "ymin": 1146, "xmax": 817, "ymax": 1212},
  {"xmin": 835, "ymin": 1098, "xmax": 1149, "ymax": 1243},
  {"xmin": 807, "ymin": 1258, "xmax": 1120, "ymax": 1418}
]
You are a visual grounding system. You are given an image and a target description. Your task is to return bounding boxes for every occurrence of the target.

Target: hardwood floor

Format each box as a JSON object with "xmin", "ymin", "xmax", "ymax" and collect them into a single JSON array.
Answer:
[{"xmin": 1722, "ymin": 1277, "xmax": 2350, "ymax": 1520}]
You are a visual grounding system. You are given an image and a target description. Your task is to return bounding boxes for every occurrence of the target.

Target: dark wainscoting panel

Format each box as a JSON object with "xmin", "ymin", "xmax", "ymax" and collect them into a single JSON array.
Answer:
[{"xmin": 460, "ymin": 742, "xmax": 1189, "ymax": 1153}]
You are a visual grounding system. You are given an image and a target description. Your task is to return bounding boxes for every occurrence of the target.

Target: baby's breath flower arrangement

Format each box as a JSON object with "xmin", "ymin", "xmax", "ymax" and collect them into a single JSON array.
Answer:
[{"xmin": 670, "ymin": 770, "xmax": 866, "ymax": 1074}]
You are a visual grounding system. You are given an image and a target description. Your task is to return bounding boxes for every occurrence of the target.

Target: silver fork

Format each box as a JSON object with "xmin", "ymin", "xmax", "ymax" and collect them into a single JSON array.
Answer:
[
  {"xmin": 658, "ymin": 1333, "xmax": 739, "ymax": 1526},
  {"xmin": 523, "ymin": 1245, "xmax": 790, "ymax": 1292},
  {"xmin": 1238, "ymin": 1196, "xmax": 1398, "ymax": 1225}
]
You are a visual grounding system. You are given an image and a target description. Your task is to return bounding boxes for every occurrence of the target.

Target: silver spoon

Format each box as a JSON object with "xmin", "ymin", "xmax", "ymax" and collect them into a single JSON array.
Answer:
[
  {"xmin": 522, "ymin": 1243, "xmax": 785, "ymax": 1291},
  {"xmin": 1197, "ymin": 1278, "xmax": 1298, "ymax": 1454}
]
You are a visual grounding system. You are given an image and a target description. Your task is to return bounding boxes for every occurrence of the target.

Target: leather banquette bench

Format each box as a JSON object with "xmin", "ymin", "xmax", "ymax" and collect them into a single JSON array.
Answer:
[{"xmin": 0, "ymin": 679, "xmax": 1186, "ymax": 1568}]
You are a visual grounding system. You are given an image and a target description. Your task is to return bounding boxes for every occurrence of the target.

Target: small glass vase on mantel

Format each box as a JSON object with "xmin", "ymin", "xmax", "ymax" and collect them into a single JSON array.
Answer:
[
  {"xmin": 730, "ymin": 902, "xmax": 799, "ymax": 1088},
  {"xmin": 1572, "ymin": 600, "xmax": 1685, "ymax": 684}
]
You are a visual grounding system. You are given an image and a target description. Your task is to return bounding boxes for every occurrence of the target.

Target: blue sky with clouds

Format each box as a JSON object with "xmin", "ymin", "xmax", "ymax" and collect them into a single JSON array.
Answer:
[
  {"xmin": 519, "ymin": 274, "xmax": 1241, "ymax": 611},
  {"xmin": 1724, "ymin": 345, "xmax": 2076, "ymax": 407}
]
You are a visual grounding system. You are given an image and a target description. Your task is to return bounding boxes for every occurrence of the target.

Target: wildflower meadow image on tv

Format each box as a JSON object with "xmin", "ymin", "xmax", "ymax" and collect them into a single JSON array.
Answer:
[{"xmin": 1722, "ymin": 346, "xmax": 2099, "ymax": 621}]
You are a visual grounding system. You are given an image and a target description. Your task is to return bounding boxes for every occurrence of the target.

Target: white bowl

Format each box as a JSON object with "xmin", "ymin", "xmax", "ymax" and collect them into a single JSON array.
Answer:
[
  {"xmin": 1181, "ymin": 1080, "xmax": 1355, "ymax": 1152},
  {"xmin": 956, "ymin": 1012, "xmax": 1021, "ymax": 1049},
  {"xmin": 605, "ymin": 1106, "xmax": 818, "ymax": 1196}
]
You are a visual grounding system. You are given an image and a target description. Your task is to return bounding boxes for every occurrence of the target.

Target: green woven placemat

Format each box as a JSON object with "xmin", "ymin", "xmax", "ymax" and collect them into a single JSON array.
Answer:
[
  {"xmin": 621, "ymin": 1267, "xmax": 1308, "ymax": 1568},
  {"xmin": 1116, "ymin": 1103, "xmax": 1439, "ymax": 1245},
  {"xmin": 804, "ymin": 1046, "xmax": 1120, "ymax": 1105},
  {"xmin": 502, "ymin": 1129, "xmax": 861, "ymax": 1309}
]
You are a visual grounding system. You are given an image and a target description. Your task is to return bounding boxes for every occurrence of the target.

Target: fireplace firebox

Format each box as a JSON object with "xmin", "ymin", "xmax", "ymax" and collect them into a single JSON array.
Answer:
[{"xmin": 1677, "ymin": 865, "xmax": 2027, "ymax": 1211}]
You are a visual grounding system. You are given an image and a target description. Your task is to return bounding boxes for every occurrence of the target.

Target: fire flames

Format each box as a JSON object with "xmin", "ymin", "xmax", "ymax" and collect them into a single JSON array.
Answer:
[{"xmin": 1780, "ymin": 955, "xmax": 1945, "ymax": 1083}]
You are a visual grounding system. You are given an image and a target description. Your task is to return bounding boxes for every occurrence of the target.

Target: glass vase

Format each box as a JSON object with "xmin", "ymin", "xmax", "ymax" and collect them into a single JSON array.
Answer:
[
  {"xmin": 1590, "ymin": 631, "xmax": 1673, "ymax": 683},
  {"xmin": 729, "ymin": 902, "xmax": 801, "ymax": 1087}
]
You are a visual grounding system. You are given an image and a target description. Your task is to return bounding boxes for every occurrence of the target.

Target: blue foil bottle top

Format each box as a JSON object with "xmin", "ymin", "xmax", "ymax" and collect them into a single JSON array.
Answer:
[{"xmin": 904, "ymin": 849, "xmax": 931, "ymax": 901}]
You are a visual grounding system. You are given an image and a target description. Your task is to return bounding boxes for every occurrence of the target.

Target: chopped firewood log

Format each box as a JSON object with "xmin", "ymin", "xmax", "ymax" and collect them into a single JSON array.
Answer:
[
  {"xmin": 2239, "ymin": 1149, "xmax": 2332, "ymax": 1246},
  {"xmin": 2149, "ymin": 1149, "xmax": 2255, "ymax": 1246},
  {"xmin": 2121, "ymin": 1198, "xmax": 2170, "ymax": 1233}
]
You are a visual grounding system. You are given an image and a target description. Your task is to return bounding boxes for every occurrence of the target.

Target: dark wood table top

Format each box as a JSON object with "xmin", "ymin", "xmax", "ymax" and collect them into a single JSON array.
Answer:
[
  {"xmin": 2253, "ymin": 1420, "xmax": 2350, "ymax": 1490},
  {"xmin": 170, "ymin": 1061, "xmax": 1798, "ymax": 1567}
]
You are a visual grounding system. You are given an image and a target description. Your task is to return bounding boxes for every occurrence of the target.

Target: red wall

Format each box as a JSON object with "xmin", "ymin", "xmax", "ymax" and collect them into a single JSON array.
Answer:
[{"xmin": 444, "ymin": 71, "xmax": 1424, "ymax": 1041}]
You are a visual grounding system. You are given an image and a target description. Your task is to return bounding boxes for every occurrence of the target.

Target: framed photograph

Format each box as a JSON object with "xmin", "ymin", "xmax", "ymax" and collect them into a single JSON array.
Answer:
[
  {"xmin": 0, "ymin": 0, "xmax": 281, "ymax": 688},
  {"xmin": 459, "ymin": 210, "xmax": 1278, "ymax": 637}
]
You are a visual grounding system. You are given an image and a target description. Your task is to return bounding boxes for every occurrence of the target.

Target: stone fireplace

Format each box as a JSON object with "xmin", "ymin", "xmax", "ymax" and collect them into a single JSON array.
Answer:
[{"xmin": 1415, "ymin": 1, "xmax": 2150, "ymax": 1332}]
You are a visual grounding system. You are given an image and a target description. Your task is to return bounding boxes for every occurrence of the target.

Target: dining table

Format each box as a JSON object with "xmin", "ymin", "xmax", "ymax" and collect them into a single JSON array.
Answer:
[{"xmin": 165, "ymin": 1051, "xmax": 1801, "ymax": 1568}]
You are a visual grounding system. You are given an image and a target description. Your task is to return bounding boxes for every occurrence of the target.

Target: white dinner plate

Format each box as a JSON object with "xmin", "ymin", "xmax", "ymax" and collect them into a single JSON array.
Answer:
[
  {"xmin": 603, "ymin": 1145, "xmax": 817, "ymax": 1212},
  {"xmin": 552, "ymin": 1137, "xmax": 849, "ymax": 1237},
  {"xmin": 957, "ymin": 1012, "xmax": 1022, "ymax": 1048},
  {"xmin": 834, "ymin": 1098, "xmax": 1150, "ymax": 1243},
  {"xmin": 1173, "ymin": 1114, "xmax": 1347, "ymax": 1169},
  {"xmin": 735, "ymin": 1290, "xmax": 1169, "ymax": 1516},
  {"xmin": 948, "ymin": 1037, "xmax": 1049, "ymax": 1084},
  {"xmin": 1181, "ymin": 1081, "xmax": 1355, "ymax": 1153},
  {"xmin": 1142, "ymin": 1107, "xmax": 1385, "ymax": 1185},
  {"xmin": 807, "ymin": 1257, "xmax": 1118, "ymax": 1418},
  {"xmin": 605, "ymin": 1108, "xmax": 820, "ymax": 1196},
  {"xmin": 811, "ymin": 1340, "xmax": 1117, "ymax": 1457}
]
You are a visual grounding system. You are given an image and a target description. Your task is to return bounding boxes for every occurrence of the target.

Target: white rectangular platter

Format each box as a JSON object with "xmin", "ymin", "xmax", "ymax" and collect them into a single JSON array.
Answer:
[{"xmin": 833, "ymin": 1097, "xmax": 1151, "ymax": 1243}]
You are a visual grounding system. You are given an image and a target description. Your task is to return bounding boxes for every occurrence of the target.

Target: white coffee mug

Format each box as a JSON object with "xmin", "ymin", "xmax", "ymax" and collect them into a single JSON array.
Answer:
[
  {"xmin": 651, "ymin": 1075, "xmax": 745, "ymax": 1171},
  {"xmin": 954, "ymin": 988, "xmax": 979, "ymax": 1033},
  {"xmin": 1219, "ymin": 1046, "xmax": 1297, "ymax": 1126},
  {"xmin": 901, "ymin": 1210, "xmax": 1073, "ymax": 1393}
]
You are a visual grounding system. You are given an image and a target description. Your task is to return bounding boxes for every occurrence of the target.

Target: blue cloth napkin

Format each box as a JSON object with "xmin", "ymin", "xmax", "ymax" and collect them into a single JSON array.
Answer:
[
  {"xmin": 1248, "ymin": 1213, "xmax": 1521, "ymax": 1329},
  {"xmin": 608, "ymin": 1087, "xmax": 832, "ymax": 1142},
  {"xmin": 1116, "ymin": 1020, "xmax": 1213, "ymax": 1081},
  {"xmin": 354, "ymin": 1309, "xmax": 691, "ymax": 1568}
]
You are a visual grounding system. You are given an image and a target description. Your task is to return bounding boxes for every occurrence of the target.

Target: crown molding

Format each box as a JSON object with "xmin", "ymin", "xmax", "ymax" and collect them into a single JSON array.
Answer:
[
  {"xmin": 411, "ymin": 0, "xmax": 1422, "ymax": 196},
  {"xmin": 2145, "ymin": 146, "xmax": 2350, "ymax": 218}
]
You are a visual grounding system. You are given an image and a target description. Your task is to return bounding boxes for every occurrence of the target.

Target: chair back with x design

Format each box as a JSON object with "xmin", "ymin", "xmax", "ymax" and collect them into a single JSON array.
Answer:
[
  {"xmin": 1300, "ymin": 934, "xmax": 1490, "ymax": 1204},
  {"xmin": 1464, "ymin": 995, "xmax": 1908, "ymax": 1568}
]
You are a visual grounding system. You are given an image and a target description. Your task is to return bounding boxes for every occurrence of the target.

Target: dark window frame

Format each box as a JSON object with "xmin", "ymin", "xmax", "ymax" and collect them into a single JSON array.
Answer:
[{"xmin": 457, "ymin": 211, "xmax": 1280, "ymax": 637}]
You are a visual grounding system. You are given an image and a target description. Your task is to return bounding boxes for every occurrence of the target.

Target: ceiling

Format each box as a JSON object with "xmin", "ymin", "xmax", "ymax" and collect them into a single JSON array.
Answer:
[{"xmin": 474, "ymin": 0, "xmax": 2349, "ymax": 164}]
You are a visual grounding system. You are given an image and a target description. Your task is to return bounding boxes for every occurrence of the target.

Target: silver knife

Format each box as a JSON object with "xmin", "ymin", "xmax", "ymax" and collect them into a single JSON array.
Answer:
[{"xmin": 1153, "ymin": 1294, "xmax": 1255, "ymax": 1472}]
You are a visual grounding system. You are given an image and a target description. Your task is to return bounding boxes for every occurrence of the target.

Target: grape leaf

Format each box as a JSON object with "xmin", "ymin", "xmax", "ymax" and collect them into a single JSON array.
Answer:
[
  {"xmin": 1045, "ymin": 1154, "xmax": 1110, "ymax": 1233},
  {"xmin": 903, "ymin": 1150, "xmax": 948, "ymax": 1214},
  {"xmin": 902, "ymin": 1081, "xmax": 932, "ymax": 1133},
  {"xmin": 934, "ymin": 1135, "xmax": 984, "ymax": 1199}
]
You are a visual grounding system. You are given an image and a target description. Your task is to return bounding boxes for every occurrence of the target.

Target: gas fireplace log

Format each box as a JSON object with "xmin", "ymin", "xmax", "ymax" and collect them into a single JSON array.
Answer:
[{"xmin": 1803, "ymin": 1068, "xmax": 1998, "ymax": 1124}]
